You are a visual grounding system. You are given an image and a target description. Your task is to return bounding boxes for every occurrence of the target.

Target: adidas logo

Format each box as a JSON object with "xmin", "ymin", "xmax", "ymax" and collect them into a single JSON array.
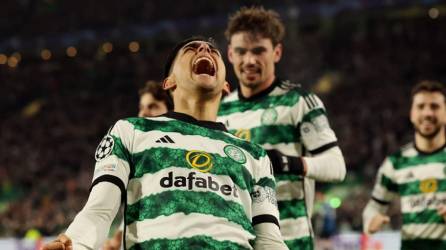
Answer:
[{"xmin": 156, "ymin": 135, "xmax": 175, "ymax": 143}]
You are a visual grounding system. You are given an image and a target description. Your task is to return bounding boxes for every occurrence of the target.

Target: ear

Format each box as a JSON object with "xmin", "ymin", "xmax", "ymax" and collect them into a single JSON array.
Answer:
[
  {"xmin": 222, "ymin": 81, "xmax": 231, "ymax": 96},
  {"xmin": 163, "ymin": 76, "xmax": 177, "ymax": 91},
  {"xmin": 227, "ymin": 45, "xmax": 234, "ymax": 64},
  {"xmin": 273, "ymin": 43, "xmax": 283, "ymax": 63}
]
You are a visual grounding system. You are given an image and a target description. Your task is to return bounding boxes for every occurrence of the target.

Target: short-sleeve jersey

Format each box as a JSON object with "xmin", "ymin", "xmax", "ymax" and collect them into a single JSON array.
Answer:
[
  {"xmin": 370, "ymin": 143, "xmax": 446, "ymax": 250},
  {"xmin": 91, "ymin": 112, "xmax": 279, "ymax": 250},
  {"xmin": 217, "ymin": 79, "xmax": 338, "ymax": 249}
]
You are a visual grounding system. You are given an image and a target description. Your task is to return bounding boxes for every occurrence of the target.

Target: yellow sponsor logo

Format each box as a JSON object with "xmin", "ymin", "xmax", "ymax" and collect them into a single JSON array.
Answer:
[
  {"xmin": 186, "ymin": 150, "xmax": 213, "ymax": 173},
  {"xmin": 235, "ymin": 129, "xmax": 251, "ymax": 141},
  {"xmin": 419, "ymin": 178, "xmax": 438, "ymax": 193}
]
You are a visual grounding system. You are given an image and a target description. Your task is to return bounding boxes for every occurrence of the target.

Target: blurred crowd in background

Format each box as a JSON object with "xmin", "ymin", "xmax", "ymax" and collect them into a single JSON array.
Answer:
[{"xmin": 1, "ymin": 0, "xmax": 445, "ymax": 240}]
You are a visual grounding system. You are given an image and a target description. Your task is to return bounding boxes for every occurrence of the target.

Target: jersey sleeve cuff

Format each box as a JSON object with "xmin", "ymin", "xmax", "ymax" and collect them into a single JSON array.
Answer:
[
  {"xmin": 308, "ymin": 141, "xmax": 338, "ymax": 155},
  {"xmin": 252, "ymin": 214, "xmax": 280, "ymax": 228}
]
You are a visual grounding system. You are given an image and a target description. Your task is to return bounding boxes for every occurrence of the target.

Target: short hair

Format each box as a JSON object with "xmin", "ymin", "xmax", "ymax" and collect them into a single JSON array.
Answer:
[
  {"xmin": 139, "ymin": 80, "xmax": 174, "ymax": 110},
  {"xmin": 163, "ymin": 36, "xmax": 218, "ymax": 79},
  {"xmin": 225, "ymin": 6, "xmax": 285, "ymax": 46},
  {"xmin": 411, "ymin": 80, "xmax": 446, "ymax": 101}
]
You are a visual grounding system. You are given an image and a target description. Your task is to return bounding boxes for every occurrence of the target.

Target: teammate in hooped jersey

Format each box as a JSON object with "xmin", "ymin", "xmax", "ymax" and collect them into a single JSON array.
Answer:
[
  {"xmin": 217, "ymin": 7, "xmax": 346, "ymax": 249},
  {"xmin": 363, "ymin": 80, "xmax": 446, "ymax": 250},
  {"xmin": 43, "ymin": 37, "xmax": 287, "ymax": 250}
]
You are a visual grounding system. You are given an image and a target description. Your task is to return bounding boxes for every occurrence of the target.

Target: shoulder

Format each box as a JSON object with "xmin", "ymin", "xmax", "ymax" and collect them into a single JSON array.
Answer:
[
  {"xmin": 387, "ymin": 142, "xmax": 415, "ymax": 166},
  {"xmin": 222, "ymin": 131, "xmax": 267, "ymax": 160}
]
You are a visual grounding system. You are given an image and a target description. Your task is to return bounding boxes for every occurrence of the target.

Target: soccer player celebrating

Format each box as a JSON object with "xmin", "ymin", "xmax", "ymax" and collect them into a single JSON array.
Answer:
[
  {"xmin": 363, "ymin": 80, "xmax": 446, "ymax": 249},
  {"xmin": 217, "ymin": 7, "xmax": 346, "ymax": 249},
  {"xmin": 43, "ymin": 37, "xmax": 287, "ymax": 250}
]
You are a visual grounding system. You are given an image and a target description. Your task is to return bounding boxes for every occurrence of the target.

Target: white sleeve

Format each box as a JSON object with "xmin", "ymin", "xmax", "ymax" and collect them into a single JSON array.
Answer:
[
  {"xmin": 362, "ymin": 199, "xmax": 389, "ymax": 234},
  {"xmin": 253, "ymin": 223, "xmax": 288, "ymax": 250},
  {"xmin": 362, "ymin": 158, "xmax": 397, "ymax": 233},
  {"xmin": 303, "ymin": 146, "xmax": 346, "ymax": 182},
  {"xmin": 65, "ymin": 182, "xmax": 121, "ymax": 250}
]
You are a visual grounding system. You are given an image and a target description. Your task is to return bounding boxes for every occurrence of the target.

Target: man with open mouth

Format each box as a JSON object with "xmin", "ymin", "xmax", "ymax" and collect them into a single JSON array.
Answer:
[{"xmin": 43, "ymin": 37, "xmax": 288, "ymax": 250}]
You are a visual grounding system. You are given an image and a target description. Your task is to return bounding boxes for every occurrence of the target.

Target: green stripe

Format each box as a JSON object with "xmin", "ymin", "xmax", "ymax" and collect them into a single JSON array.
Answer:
[
  {"xmin": 390, "ymin": 151, "xmax": 446, "ymax": 170},
  {"xmin": 218, "ymin": 91, "xmax": 300, "ymax": 116},
  {"xmin": 111, "ymin": 135, "xmax": 131, "ymax": 162},
  {"xmin": 380, "ymin": 174, "xmax": 398, "ymax": 192},
  {"xmin": 301, "ymin": 108, "xmax": 326, "ymax": 123},
  {"xmin": 129, "ymin": 236, "xmax": 250, "ymax": 250},
  {"xmin": 399, "ymin": 179, "xmax": 446, "ymax": 196},
  {"xmin": 275, "ymin": 174, "xmax": 303, "ymax": 182},
  {"xmin": 229, "ymin": 125, "xmax": 297, "ymax": 145},
  {"xmin": 126, "ymin": 190, "xmax": 254, "ymax": 234},
  {"xmin": 278, "ymin": 199, "xmax": 307, "ymax": 220},
  {"xmin": 258, "ymin": 177, "xmax": 276, "ymax": 190},
  {"xmin": 125, "ymin": 117, "xmax": 265, "ymax": 159},
  {"xmin": 130, "ymin": 147, "xmax": 253, "ymax": 191},
  {"xmin": 284, "ymin": 236, "xmax": 313, "ymax": 250},
  {"xmin": 402, "ymin": 239, "xmax": 446, "ymax": 250},
  {"xmin": 402, "ymin": 209, "xmax": 444, "ymax": 224}
]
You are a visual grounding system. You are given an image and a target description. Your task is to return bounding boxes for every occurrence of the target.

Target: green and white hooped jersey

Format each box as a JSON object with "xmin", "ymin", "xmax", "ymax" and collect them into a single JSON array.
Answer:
[
  {"xmin": 91, "ymin": 112, "xmax": 279, "ymax": 250},
  {"xmin": 371, "ymin": 143, "xmax": 446, "ymax": 250},
  {"xmin": 217, "ymin": 79, "xmax": 338, "ymax": 249}
]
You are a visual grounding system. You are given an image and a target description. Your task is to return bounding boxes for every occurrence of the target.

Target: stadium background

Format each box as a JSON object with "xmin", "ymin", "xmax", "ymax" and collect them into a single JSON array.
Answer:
[{"xmin": 1, "ymin": 0, "xmax": 446, "ymax": 249}]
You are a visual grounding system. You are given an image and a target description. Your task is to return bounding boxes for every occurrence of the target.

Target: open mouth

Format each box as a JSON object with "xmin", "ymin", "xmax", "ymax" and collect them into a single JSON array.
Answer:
[{"xmin": 193, "ymin": 57, "xmax": 216, "ymax": 76}]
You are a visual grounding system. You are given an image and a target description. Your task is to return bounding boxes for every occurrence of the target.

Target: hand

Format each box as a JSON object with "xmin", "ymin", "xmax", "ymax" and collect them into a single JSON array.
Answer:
[
  {"xmin": 437, "ymin": 205, "xmax": 446, "ymax": 221},
  {"xmin": 266, "ymin": 149, "xmax": 305, "ymax": 176},
  {"xmin": 368, "ymin": 213, "xmax": 390, "ymax": 234},
  {"xmin": 42, "ymin": 234, "xmax": 72, "ymax": 250},
  {"xmin": 103, "ymin": 230, "xmax": 123, "ymax": 250}
]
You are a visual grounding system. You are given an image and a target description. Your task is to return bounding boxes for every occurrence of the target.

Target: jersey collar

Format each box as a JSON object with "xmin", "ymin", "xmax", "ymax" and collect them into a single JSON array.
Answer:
[
  {"xmin": 237, "ymin": 77, "xmax": 280, "ymax": 102},
  {"xmin": 414, "ymin": 141, "xmax": 446, "ymax": 155},
  {"xmin": 165, "ymin": 111, "xmax": 228, "ymax": 132}
]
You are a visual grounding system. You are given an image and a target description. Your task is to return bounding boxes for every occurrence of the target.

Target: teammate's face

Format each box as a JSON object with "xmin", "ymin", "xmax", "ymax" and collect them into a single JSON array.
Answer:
[
  {"xmin": 410, "ymin": 91, "xmax": 446, "ymax": 139},
  {"xmin": 228, "ymin": 32, "xmax": 282, "ymax": 91},
  {"xmin": 138, "ymin": 93, "xmax": 168, "ymax": 117},
  {"xmin": 165, "ymin": 41, "xmax": 229, "ymax": 96}
]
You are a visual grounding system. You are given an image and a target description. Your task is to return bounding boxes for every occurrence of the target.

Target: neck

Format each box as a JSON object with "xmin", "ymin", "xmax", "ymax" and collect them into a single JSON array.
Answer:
[
  {"xmin": 173, "ymin": 92, "xmax": 221, "ymax": 121},
  {"xmin": 240, "ymin": 75, "xmax": 275, "ymax": 98},
  {"xmin": 415, "ymin": 129, "xmax": 446, "ymax": 153}
]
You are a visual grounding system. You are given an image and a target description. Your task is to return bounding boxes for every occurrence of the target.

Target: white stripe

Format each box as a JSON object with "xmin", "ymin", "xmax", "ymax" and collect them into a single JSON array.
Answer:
[
  {"xmin": 402, "ymin": 223, "xmax": 446, "ymax": 240},
  {"xmin": 142, "ymin": 116, "xmax": 175, "ymax": 122},
  {"xmin": 127, "ymin": 167, "xmax": 252, "ymax": 215},
  {"xmin": 394, "ymin": 163, "xmax": 446, "ymax": 184},
  {"xmin": 276, "ymin": 180, "xmax": 304, "ymax": 201},
  {"xmin": 280, "ymin": 217, "xmax": 312, "ymax": 240},
  {"xmin": 125, "ymin": 212, "xmax": 254, "ymax": 249},
  {"xmin": 401, "ymin": 192, "xmax": 446, "ymax": 213}
]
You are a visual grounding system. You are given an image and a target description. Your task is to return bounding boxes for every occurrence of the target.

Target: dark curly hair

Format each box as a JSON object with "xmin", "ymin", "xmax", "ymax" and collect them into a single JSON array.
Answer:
[{"xmin": 225, "ymin": 6, "xmax": 285, "ymax": 46}]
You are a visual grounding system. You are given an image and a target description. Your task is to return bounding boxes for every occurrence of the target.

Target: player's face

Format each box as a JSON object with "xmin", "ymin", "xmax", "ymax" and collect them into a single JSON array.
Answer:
[
  {"xmin": 228, "ymin": 32, "xmax": 282, "ymax": 90},
  {"xmin": 410, "ymin": 91, "xmax": 446, "ymax": 139},
  {"xmin": 138, "ymin": 93, "xmax": 168, "ymax": 117},
  {"xmin": 166, "ymin": 41, "xmax": 228, "ymax": 95}
]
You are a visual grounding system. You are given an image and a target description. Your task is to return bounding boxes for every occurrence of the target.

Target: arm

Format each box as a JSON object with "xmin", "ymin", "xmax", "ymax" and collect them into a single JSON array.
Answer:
[
  {"xmin": 362, "ymin": 158, "xmax": 397, "ymax": 234},
  {"xmin": 43, "ymin": 182, "xmax": 121, "ymax": 250},
  {"xmin": 303, "ymin": 146, "xmax": 346, "ymax": 182},
  {"xmin": 44, "ymin": 120, "xmax": 132, "ymax": 250},
  {"xmin": 266, "ymin": 146, "xmax": 345, "ymax": 182},
  {"xmin": 254, "ymin": 223, "xmax": 288, "ymax": 250},
  {"xmin": 266, "ymin": 93, "xmax": 346, "ymax": 182},
  {"xmin": 251, "ymin": 155, "xmax": 288, "ymax": 250},
  {"xmin": 66, "ymin": 182, "xmax": 122, "ymax": 250}
]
